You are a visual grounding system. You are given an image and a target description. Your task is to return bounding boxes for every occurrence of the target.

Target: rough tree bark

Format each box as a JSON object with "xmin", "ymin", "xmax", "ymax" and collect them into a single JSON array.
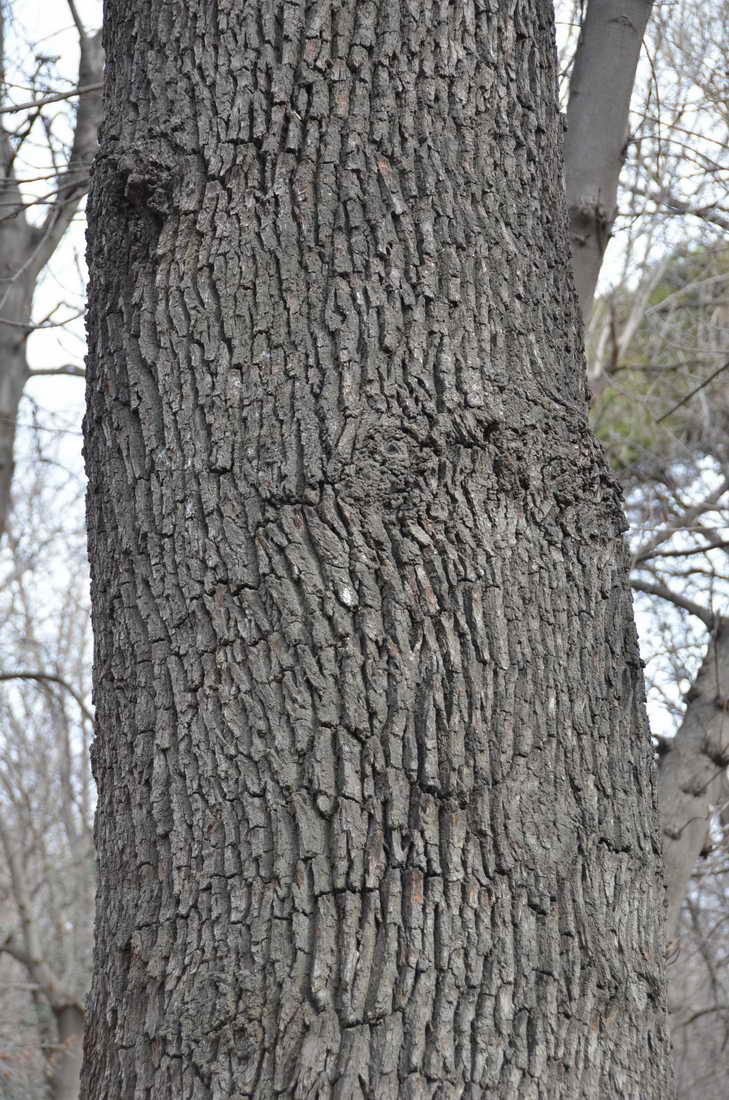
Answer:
[
  {"xmin": 82, "ymin": 1, "xmax": 671, "ymax": 1097},
  {"xmin": 564, "ymin": 0, "xmax": 654, "ymax": 324}
]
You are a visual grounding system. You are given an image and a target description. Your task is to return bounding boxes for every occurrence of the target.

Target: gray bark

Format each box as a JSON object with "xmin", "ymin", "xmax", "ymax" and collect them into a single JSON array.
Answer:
[
  {"xmin": 51, "ymin": 1003, "xmax": 85, "ymax": 1100},
  {"xmin": 82, "ymin": 1, "xmax": 671, "ymax": 1097},
  {"xmin": 657, "ymin": 619, "xmax": 729, "ymax": 940},
  {"xmin": 0, "ymin": 160, "xmax": 32, "ymax": 541},
  {"xmin": 564, "ymin": 0, "xmax": 654, "ymax": 323}
]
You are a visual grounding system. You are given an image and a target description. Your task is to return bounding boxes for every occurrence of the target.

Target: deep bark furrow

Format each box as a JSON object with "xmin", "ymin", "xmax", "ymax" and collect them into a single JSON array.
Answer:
[{"xmin": 83, "ymin": 2, "xmax": 670, "ymax": 1097}]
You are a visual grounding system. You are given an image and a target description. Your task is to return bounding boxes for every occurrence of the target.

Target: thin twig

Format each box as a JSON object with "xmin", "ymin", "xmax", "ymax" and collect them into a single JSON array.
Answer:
[
  {"xmin": 632, "ymin": 479, "xmax": 729, "ymax": 564},
  {"xmin": 0, "ymin": 671, "xmax": 94, "ymax": 725},
  {"xmin": 66, "ymin": 0, "xmax": 86, "ymax": 38},
  {"xmin": 28, "ymin": 364, "xmax": 85, "ymax": 378},
  {"xmin": 657, "ymin": 360, "xmax": 729, "ymax": 424},
  {"xmin": 0, "ymin": 82, "xmax": 103, "ymax": 116},
  {"xmin": 0, "ymin": 414, "xmax": 82, "ymax": 437}
]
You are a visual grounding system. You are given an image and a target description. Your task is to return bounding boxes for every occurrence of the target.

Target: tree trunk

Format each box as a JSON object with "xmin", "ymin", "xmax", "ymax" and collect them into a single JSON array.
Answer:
[
  {"xmin": 658, "ymin": 619, "xmax": 729, "ymax": 941},
  {"xmin": 0, "ymin": 234, "xmax": 32, "ymax": 540},
  {"xmin": 564, "ymin": 0, "xmax": 654, "ymax": 324},
  {"xmin": 50, "ymin": 1003, "xmax": 85, "ymax": 1100},
  {"xmin": 82, "ymin": 2, "xmax": 671, "ymax": 1096}
]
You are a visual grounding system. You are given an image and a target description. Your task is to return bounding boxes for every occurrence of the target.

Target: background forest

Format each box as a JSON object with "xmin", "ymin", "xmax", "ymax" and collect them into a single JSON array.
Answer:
[{"xmin": 0, "ymin": 0, "xmax": 727, "ymax": 1096}]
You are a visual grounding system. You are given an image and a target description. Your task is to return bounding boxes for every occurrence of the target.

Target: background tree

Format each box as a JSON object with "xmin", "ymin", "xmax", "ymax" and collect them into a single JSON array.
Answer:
[
  {"xmin": 570, "ymin": 0, "xmax": 729, "ymax": 1060},
  {"xmin": 562, "ymin": 0, "xmax": 655, "ymax": 324},
  {"xmin": 0, "ymin": 434, "xmax": 93, "ymax": 1100},
  {"xmin": 0, "ymin": 0, "xmax": 102, "ymax": 542},
  {"xmin": 0, "ymin": 2, "xmax": 99, "ymax": 1096},
  {"xmin": 669, "ymin": 846, "xmax": 729, "ymax": 1100},
  {"xmin": 581, "ymin": 0, "xmax": 729, "ymax": 943},
  {"xmin": 80, "ymin": 1, "xmax": 671, "ymax": 1096}
]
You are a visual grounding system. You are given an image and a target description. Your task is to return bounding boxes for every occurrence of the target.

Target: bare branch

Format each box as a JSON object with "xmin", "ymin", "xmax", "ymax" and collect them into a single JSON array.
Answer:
[
  {"xmin": 564, "ymin": 0, "xmax": 655, "ymax": 322},
  {"xmin": 0, "ymin": 412, "xmax": 83, "ymax": 437},
  {"xmin": 66, "ymin": 0, "xmax": 87, "ymax": 38},
  {"xmin": 27, "ymin": 29, "xmax": 104, "ymax": 278},
  {"xmin": 0, "ymin": 82, "xmax": 103, "ymax": 117},
  {"xmin": 28, "ymin": 364, "xmax": 85, "ymax": 378},
  {"xmin": 651, "ymin": 538, "xmax": 729, "ymax": 560},
  {"xmin": 629, "ymin": 184, "xmax": 729, "ymax": 232},
  {"xmin": 0, "ymin": 932, "xmax": 83, "ymax": 1015},
  {"xmin": 656, "ymin": 360, "xmax": 729, "ymax": 424},
  {"xmin": 675, "ymin": 1003, "xmax": 729, "ymax": 1030},
  {"xmin": 0, "ymin": 311, "xmax": 84, "ymax": 332},
  {"xmin": 630, "ymin": 578, "xmax": 716, "ymax": 630},
  {"xmin": 632, "ymin": 479, "xmax": 729, "ymax": 565},
  {"xmin": 0, "ymin": 670, "xmax": 94, "ymax": 725}
]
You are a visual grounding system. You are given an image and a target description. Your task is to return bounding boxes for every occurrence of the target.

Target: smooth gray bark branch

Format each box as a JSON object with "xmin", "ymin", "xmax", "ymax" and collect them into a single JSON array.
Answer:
[{"xmin": 565, "ymin": 0, "xmax": 654, "ymax": 323}]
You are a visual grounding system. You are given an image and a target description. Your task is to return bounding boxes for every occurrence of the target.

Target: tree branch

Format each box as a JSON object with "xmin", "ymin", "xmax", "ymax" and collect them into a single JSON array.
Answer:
[
  {"xmin": 629, "ymin": 184, "xmax": 729, "ymax": 232},
  {"xmin": 564, "ymin": 0, "xmax": 655, "ymax": 322},
  {"xmin": 650, "ymin": 538, "xmax": 729, "ymax": 560},
  {"xmin": 0, "ymin": 8, "xmax": 26, "ymax": 206},
  {"xmin": 0, "ymin": 82, "xmax": 103, "ymax": 117},
  {"xmin": 27, "ymin": 29, "xmax": 104, "ymax": 279},
  {"xmin": 0, "ymin": 671, "xmax": 94, "ymax": 725},
  {"xmin": 630, "ymin": 578, "xmax": 716, "ymax": 630},
  {"xmin": 675, "ymin": 1004, "xmax": 729, "ymax": 1030},
  {"xmin": 66, "ymin": 0, "xmax": 87, "ymax": 38},
  {"xmin": 28, "ymin": 364, "xmax": 85, "ymax": 379},
  {"xmin": 656, "ymin": 359, "xmax": 729, "ymax": 424},
  {"xmin": 0, "ymin": 932, "xmax": 83, "ymax": 1014},
  {"xmin": 632, "ymin": 478, "xmax": 729, "ymax": 564}
]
